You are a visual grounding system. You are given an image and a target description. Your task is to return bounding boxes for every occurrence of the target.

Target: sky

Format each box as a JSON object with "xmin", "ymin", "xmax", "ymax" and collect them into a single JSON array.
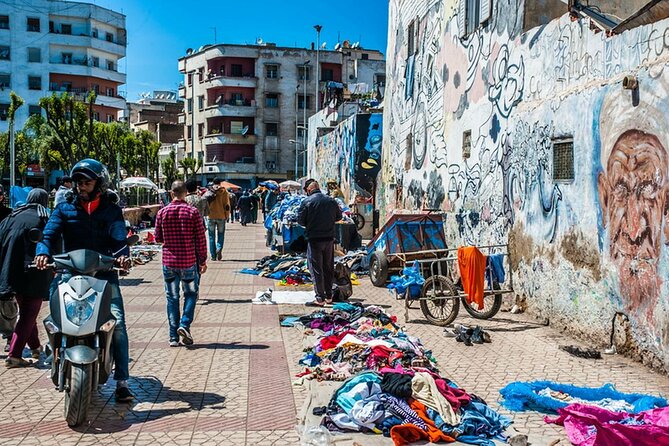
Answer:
[{"xmin": 89, "ymin": 0, "xmax": 390, "ymax": 101}]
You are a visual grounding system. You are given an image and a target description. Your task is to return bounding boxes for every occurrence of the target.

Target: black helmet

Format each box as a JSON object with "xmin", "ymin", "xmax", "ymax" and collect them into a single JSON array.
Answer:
[{"xmin": 71, "ymin": 159, "xmax": 110, "ymax": 193}]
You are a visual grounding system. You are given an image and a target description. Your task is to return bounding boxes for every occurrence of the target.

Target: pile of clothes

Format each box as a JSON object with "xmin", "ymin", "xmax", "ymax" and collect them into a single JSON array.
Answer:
[
  {"xmin": 284, "ymin": 303, "xmax": 511, "ymax": 445},
  {"xmin": 130, "ymin": 244, "xmax": 161, "ymax": 265},
  {"xmin": 335, "ymin": 249, "xmax": 370, "ymax": 275},
  {"xmin": 500, "ymin": 381, "xmax": 669, "ymax": 446},
  {"xmin": 240, "ymin": 253, "xmax": 312, "ymax": 283},
  {"xmin": 387, "ymin": 261, "xmax": 425, "ymax": 299}
]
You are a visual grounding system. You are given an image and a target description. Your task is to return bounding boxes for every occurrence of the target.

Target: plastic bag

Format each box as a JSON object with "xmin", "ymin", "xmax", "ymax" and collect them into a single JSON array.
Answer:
[
  {"xmin": 387, "ymin": 261, "xmax": 425, "ymax": 298},
  {"xmin": 296, "ymin": 424, "xmax": 332, "ymax": 446}
]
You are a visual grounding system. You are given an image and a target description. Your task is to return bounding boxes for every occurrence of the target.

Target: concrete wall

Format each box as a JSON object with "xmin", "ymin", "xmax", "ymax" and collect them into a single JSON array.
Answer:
[{"xmin": 383, "ymin": 0, "xmax": 669, "ymax": 370}]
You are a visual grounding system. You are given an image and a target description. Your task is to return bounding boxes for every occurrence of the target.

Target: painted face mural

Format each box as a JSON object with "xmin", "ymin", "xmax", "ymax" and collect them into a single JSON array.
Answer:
[{"xmin": 598, "ymin": 84, "xmax": 669, "ymax": 315}]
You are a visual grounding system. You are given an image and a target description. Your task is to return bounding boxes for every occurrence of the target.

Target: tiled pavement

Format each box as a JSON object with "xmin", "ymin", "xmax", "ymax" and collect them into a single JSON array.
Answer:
[{"xmin": 1, "ymin": 223, "xmax": 668, "ymax": 445}]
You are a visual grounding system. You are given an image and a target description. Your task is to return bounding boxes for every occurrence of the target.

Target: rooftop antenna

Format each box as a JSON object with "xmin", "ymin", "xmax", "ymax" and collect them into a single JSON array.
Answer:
[
  {"xmin": 321, "ymin": 41, "xmax": 327, "ymax": 49},
  {"xmin": 256, "ymin": 37, "xmax": 264, "ymax": 45}
]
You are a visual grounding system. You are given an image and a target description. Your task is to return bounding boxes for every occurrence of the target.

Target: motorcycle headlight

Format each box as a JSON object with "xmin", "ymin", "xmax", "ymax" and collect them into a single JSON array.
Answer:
[{"xmin": 63, "ymin": 291, "xmax": 95, "ymax": 326}]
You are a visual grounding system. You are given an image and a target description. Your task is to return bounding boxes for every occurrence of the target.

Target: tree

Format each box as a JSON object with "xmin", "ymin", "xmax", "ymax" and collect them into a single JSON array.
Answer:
[
  {"xmin": 161, "ymin": 149, "xmax": 181, "ymax": 188},
  {"xmin": 179, "ymin": 156, "xmax": 201, "ymax": 180},
  {"xmin": 135, "ymin": 130, "xmax": 160, "ymax": 180},
  {"xmin": 39, "ymin": 93, "xmax": 90, "ymax": 168},
  {"xmin": 8, "ymin": 91, "xmax": 24, "ymax": 185},
  {"xmin": 93, "ymin": 121, "xmax": 131, "ymax": 186},
  {"xmin": 23, "ymin": 114, "xmax": 63, "ymax": 187}
]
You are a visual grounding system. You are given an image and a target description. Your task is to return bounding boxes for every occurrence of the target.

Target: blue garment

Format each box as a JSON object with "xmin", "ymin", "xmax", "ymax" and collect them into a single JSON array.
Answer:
[
  {"xmin": 429, "ymin": 401, "xmax": 511, "ymax": 446},
  {"xmin": 335, "ymin": 372, "xmax": 382, "ymax": 413},
  {"xmin": 333, "ymin": 302, "xmax": 358, "ymax": 312},
  {"xmin": 499, "ymin": 381, "xmax": 668, "ymax": 414},
  {"xmin": 280, "ymin": 316, "xmax": 301, "ymax": 327},
  {"xmin": 208, "ymin": 218, "xmax": 226, "ymax": 258},
  {"xmin": 379, "ymin": 415, "xmax": 403, "ymax": 437},
  {"xmin": 239, "ymin": 268, "xmax": 261, "ymax": 275},
  {"xmin": 485, "ymin": 254, "xmax": 505, "ymax": 288},
  {"xmin": 162, "ymin": 264, "xmax": 199, "ymax": 342}
]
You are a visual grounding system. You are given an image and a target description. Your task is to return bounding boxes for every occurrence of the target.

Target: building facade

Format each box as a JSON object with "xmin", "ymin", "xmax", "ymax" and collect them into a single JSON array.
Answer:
[
  {"xmin": 382, "ymin": 0, "xmax": 669, "ymax": 371},
  {"xmin": 0, "ymin": 0, "xmax": 126, "ymax": 131},
  {"xmin": 177, "ymin": 43, "xmax": 385, "ymax": 186}
]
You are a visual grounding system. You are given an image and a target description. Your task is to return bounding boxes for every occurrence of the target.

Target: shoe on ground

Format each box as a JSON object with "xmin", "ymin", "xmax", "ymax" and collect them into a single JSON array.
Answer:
[
  {"xmin": 5, "ymin": 357, "xmax": 32, "ymax": 368},
  {"xmin": 443, "ymin": 328, "xmax": 457, "ymax": 337},
  {"xmin": 169, "ymin": 340, "xmax": 179, "ymax": 347},
  {"xmin": 470, "ymin": 327, "xmax": 484, "ymax": 344},
  {"xmin": 216, "ymin": 249, "xmax": 222, "ymax": 261},
  {"xmin": 177, "ymin": 326, "xmax": 193, "ymax": 345},
  {"xmin": 115, "ymin": 386, "xmax": 134, "ymax": 402},
  {"xmin": 31, "ymin": 347, "xmax": 43, "ymax": 359},
  {"xmin": 252, "ymin": 289, "xmax": 275, "ymax": 305}
]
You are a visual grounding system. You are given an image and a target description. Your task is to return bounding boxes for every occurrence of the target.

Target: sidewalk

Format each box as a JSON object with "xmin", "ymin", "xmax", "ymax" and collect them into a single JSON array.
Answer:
[{"xmin": 0, "ymin": 222, "xmax": 667, "ymax": 446}]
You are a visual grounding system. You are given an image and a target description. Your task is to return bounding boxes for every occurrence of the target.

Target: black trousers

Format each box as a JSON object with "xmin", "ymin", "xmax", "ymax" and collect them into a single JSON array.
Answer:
[{"xmin": 307, "ymin": 239, "xmax": 335, "ymax": 301}]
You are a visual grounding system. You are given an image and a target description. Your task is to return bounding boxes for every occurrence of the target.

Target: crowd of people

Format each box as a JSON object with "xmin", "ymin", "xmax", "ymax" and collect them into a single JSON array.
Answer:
[{"xmin": 0, "ymin": 157, "xmax": 344, "ymax": 408}]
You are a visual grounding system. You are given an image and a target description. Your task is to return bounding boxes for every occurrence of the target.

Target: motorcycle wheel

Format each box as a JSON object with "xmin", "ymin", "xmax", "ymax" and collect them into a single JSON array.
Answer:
[{"xmin": 64, "ymin": 363, "xmax": 93, "ymax": 427}]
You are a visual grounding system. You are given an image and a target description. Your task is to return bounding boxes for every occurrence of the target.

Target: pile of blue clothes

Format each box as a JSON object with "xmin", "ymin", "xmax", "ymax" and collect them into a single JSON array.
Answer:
[{"xmin": 387, "ymin": 262, "xmax": 425, "ymax": 299}]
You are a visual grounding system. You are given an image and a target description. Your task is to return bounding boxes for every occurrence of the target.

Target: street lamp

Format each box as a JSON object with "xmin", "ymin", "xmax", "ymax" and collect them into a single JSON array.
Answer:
[
  {"xmin": 298, "ymin": 60, "xmax": 310, "ymax": 179},
  {"xmin": 314, "ymin": 25, "xmax": 322, "ymax": 111},
  {"xmin": 289, "ymin": 139, "xmax": 307, "ymax": 180}
]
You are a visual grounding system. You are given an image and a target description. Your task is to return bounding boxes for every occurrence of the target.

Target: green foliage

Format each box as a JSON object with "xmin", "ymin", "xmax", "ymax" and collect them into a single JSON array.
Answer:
[
  {"xmin": 161, "ymin": 149, "xmax": 181, "ymax": 188},
  {"xmin": 178, "ymin": 156, "xmax": 201, "ymax": 180}
]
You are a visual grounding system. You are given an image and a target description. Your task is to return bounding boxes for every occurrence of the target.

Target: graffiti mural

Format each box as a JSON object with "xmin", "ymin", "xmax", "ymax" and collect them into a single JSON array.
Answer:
[{"xmin": 383, "ymin": 0, "xmax": 669, "ymax": 369}]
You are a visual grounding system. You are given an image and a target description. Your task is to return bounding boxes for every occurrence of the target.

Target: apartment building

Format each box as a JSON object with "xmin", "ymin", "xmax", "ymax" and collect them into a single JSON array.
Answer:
[
  {"xmin": 177, "ymin": 42, "xmax": 385, "ymax": 186},
  {"xmin": 0, "ymin": 0, "xmax": 126, "ymax": 131}
]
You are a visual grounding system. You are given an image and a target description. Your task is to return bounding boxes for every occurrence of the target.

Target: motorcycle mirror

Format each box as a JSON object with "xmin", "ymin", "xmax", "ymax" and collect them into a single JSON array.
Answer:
[
  {"xmin": 28, "ymin": 228, "xmax": 43, "ymax": 243},
  {"xmin": 126, "ymin": 234, "xmax": 140, "ymax": 246}
]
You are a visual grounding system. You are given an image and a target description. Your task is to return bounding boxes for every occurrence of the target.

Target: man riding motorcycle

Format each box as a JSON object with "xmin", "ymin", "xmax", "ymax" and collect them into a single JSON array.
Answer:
[{"xmin": 35, "ymin": 159, "xmax": 134, "ymax": 402}]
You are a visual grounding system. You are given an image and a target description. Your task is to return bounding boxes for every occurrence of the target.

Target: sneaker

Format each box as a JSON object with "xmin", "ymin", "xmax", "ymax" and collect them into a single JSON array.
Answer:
[
  {"xmin": 5, "ymin": 357, "xmax": 31, "ymax": 368},
  {"xmin": 169, "ymin": 340, "xmax": 179, "ymax": 347},
  {"xmin": 31, "ymin": 347, "xmax": 43, "ymax": 359},
  {"xmin": 470, "ymin": 327, "xmax": 484, "ymax": 344},
  {"xmin": 216, "ymin": 248, "xmax": 222, "ymax": 261},
  {"xmin": 177, "ymin": 326, "xmax": 193, "ymax": 345},
  {"xmin": 115, "ymin": 386, "xmax": 134, "ymax": 402},
  {"xmin": 252, "ymin": 289, "xmax": 275, "ymax": 305}
]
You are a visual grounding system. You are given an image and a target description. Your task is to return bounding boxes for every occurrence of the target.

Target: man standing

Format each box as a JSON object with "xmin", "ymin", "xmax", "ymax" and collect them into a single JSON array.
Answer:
[
  {"xmin": 185, "ymin": 178, "xmax": 209, "ymax": 220},
  {"xmin": 35, "ymin": 159, "xmax": 134, "ymax": 402},
  {"xmin": 228, "ymin": 190, "xmax": 238, "ymax": 223},
  {"xmin": 54, "ymin": 176, "xmax": 73, "ymax": 207},
  {"xmin": 207, "ymin": 177, "xmax": 230, "ymax": 260},
  {"xmin": 297, "ymin": 179, "xmax": 342, "ymax": 307},
  {"xmin": 154, "ymin": 181, "xmax": 207, "ymax": 347},
  {"xmin": 237, "ymin": 191, "xmax": 253, "ymax": 226}
]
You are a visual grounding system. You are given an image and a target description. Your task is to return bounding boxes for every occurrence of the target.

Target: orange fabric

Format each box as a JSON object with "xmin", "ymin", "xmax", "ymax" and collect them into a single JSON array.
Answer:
[
  {"xmin": 457, "ymin": 246, "xmax": 486, "ymax": 310},
  {"xmin": 389, "ymin": 398, "xmax": 455, "ymax": 446},
  {"xmin": 80, "ymin": 197, "xmax": 100, "ymax": 215}
]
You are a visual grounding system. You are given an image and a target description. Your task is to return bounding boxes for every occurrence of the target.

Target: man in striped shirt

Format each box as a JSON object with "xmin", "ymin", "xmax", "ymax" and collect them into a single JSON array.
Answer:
[{"xmin": 155, "ymin": 180, "xmax": 208, "ymax": 347}]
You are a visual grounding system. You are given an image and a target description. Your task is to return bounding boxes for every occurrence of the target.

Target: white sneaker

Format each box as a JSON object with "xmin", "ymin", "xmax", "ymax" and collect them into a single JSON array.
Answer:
[{"xmin": 252, "ymin": 289, "xmax": 275, "ymax": 305}]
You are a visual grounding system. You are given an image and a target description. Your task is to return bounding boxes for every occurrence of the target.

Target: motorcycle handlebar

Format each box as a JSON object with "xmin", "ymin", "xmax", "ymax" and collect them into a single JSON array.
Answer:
[{"xmin": 27, "ymin": 264, "xmax": 130, "ymax": 273}]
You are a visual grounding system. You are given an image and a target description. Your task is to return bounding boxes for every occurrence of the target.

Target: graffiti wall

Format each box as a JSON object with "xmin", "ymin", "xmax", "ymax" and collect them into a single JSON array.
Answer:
[
  {"xmin": 382, "ymin": 0, "xmax": 669, "ymax": 370},
  {"xmin": 311, "ymin": 113, "xmax": 383, "ymax": 202}
]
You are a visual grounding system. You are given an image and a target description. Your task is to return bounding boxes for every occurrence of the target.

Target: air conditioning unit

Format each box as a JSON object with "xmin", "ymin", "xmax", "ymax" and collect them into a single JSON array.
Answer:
[
  {"xmin": 206, "ymin": 166, "xmax": 218, "ymax": 173},
  {"xmin": 265, "ymin": 161, "xmax": 276, "ymax": 171}
]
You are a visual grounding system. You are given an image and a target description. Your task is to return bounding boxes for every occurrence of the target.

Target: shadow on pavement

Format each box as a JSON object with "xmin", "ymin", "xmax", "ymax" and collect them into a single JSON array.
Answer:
[
  {"xmin": 119, "ymin": 278, "xmax": 152, "ymax": 286},
  {"xmin": 78, "ymin": 376, "xmax": 227, "ymax": 434},
  {"xmin": 186, "ymin": 341, "xmax": 269, "ymax": 350},
  {"xmin": 199, "ymin": 298, "xmax": 252, "ymax": 305}
]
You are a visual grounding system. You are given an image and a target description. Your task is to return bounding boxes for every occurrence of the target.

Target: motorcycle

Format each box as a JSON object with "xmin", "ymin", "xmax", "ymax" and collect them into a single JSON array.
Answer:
[{"xmin": 35, "ymin": 233, "xmax": 138, "ymax": 426}]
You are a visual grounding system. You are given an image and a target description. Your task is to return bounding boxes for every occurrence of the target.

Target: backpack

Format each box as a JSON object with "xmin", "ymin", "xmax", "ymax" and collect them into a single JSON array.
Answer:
[
  {"xmin": 0, "ymin": 296, "xmax": 18, "ymax": 335},
  {"xmin": 203, "ymin": 189, "xmax": 217, "ymax": 204},
  {"xmin": 332, "ymin": 262, "xmax": 353, "ymax": 302}
]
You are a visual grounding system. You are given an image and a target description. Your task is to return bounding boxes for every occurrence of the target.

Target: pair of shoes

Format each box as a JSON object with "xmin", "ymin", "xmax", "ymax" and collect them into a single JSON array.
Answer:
[
  {"xmin": 31, "ymin": 347, "xmax": 43, "ymax": 360},
  {"xmin": 252, "ymin": 288, "xmax": 275, "ymax": 305},
  {"xmin": 169, "ymin": 340, "xmax": 180, "ymax": 347},
  {"xmin": 115, "ymin": 386, "xmax": 134, "ymax": 402},
  {"xmin": 211, "ymin": 257, "xmax": 217, "ymax": 261},
  {"xmin": 177, "ymin": 326, "xmax": 193, "ymax": 346},
  {"xmin": 216, "ymin": 248, "xmax": 222, "ymax": 261},
  {"xmin": 470, "ymin": 327, "xmax": 485, "ymax": 344},
  {"xmin": 455, "ymin": 326, "xmax": 473, "ymax": 346},
  {"xmin": 5, "ymin": 357, "xmax": 32, "ymax": 368},
  {"xmin": 443, "ymin": 327, "xmax": 458, "ymax": 337}
]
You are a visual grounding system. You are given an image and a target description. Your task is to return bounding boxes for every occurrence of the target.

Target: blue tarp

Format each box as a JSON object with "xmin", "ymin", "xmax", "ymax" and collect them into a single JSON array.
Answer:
[{"xmin": 10, "ymin": 185, "xmax": 32, "ymax": 208}]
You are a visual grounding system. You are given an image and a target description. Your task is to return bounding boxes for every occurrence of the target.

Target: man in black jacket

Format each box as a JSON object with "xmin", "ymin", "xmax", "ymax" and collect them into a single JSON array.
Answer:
[{"xmin": 297, "ymin": 179, "xmax": 342, "ymax": 306}]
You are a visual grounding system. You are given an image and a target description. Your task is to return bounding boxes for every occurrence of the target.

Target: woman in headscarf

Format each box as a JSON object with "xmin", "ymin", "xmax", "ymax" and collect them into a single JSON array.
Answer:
[
  {"xmin": 0, "ymin": 188, "xmax": 52, "ymax": 368},
  {"xmin": 237, "ymin": 190, "xmax": 253, "ymax": 226}
]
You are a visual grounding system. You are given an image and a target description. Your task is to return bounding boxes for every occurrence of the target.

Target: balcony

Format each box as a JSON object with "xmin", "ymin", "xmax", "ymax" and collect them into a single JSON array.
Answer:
[
  {"xmin": 203, "ymin": 75, "xmax": 257, "ymax": 89},
  {"xmin": 203, "ymin": 133, "xmax": 257, "ymax": 146},
  {"xmin": 204, "ymin": 103, "xmax": 256, "ymax": 118},
  {"xmin": 178, "ymin": 85, "xmax": 186, "ymax": 98},
  {"xmin": 48, "ymin": 85, "xmax": 125, "ymax": 109},
  {"xmin": 209, "ymin": 161, "xmax": 257, "ymax": 174},
  {"xmin": 48, "ymin": 32, "xmax": 126, "ymax": 56},
  {"xmin": 49, "ymin": 60, "xmax": 126, "ymax": 83}
]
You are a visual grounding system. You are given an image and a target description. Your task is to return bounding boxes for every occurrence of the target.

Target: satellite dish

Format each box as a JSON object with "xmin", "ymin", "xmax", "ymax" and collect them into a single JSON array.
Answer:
[
  {"xmin": 343, "ymin": 40, "xmax": 350, "ymax": 48},
  {"xmin": 256, "ymin": 37, "xmax": 264, "ymax": 45},
  {"xmin": 186, "ymin": 48, "xmax": 193, "ymax": 55},
  {"xmin": 334, "ymin": 43, "xmax": 341, "ymax": 50},
  {"xmin": 352, "ymin": 42, "xmax": 360, "ymax": 49},
  {"xmin": 321, "ymin": 42, "xmax": 327, "ymax": 49},
  {"xmin": 241, "ymin": 126, "xmax": 249, "ymax": 136}
]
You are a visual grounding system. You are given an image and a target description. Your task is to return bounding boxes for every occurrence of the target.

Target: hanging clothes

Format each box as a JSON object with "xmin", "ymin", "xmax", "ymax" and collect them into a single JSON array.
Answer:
[
  {"xmin": 485, "ymin": 253, "xmax": 506, "ymax": 288},
  {"xmin": 458, "ymin": 246, "xmax": 487, "ymax": 310}
]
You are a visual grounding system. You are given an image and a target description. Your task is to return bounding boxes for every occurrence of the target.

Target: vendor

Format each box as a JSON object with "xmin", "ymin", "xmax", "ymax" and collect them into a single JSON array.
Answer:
[{"xmin": 140, "ymin": 208, "xmax": 154, "ymax": 227}]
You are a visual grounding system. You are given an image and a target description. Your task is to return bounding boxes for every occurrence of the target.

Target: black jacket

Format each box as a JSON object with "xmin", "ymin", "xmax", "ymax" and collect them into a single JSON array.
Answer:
[
  {"xmin": 0, "ymin": 204, "xmax": 52, "ymax": 300},
  {"xmin": 297, "ymin": 190, "xmax": 342, "ymax": 241}
]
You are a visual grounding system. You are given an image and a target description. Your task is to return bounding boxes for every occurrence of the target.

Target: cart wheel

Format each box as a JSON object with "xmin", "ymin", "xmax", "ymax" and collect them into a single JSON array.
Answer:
[
  {"xmin": 369, "ymin": 251, "xmax": 389, "ymax": 287},
  {"xmin": 461, "ymin": 281, "xmax": 503, "ymax": 319},
  {"xmin": 419, "ymin": 275, "xmax": 459, "ymax": 327},
  {"xmin": 352, "ymin": 212, "xmax": 365, "ymax": 230}
]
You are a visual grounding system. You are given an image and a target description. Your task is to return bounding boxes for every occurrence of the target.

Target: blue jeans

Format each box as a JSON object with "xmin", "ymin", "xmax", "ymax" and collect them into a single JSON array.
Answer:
[
  {"xmin": 208, "ymin": 218, "xmax": 226, "ymax": 258},
  {"xmin": 162, "ymin": 265, "xmax": 199, "ymax": 342}
]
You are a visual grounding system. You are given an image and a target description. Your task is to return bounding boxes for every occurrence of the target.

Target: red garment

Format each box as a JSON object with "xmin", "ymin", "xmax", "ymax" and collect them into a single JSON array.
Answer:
[
  {"xmin": 79, "ymin": 197, "xmax": 100, "ymax": 215},
  {"xmin": 366, "ymin": 345, "xmax": 403, "ymax": 369},
  {"xmin": 457, "ymin": 246, "xmax": 486, "ymax": 309},
  {"xmin": 154, "ymin": 200, "xmax": 207, "ymax": 269},
  {"xmin": 390, "ymin": 398, "xmax": 455, "ymax": 445},
  {"xmin": 434, "ymin": 377, "xmax": 471, "ymax": 412},
  {"xmin": 319, "ymin": 330, "xmax": 354, "ymax": 350}
]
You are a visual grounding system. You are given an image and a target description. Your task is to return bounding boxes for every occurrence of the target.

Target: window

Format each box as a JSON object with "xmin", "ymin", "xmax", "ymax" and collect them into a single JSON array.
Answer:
[
  {"xmin": 198, "ymin": 123, "xmax": 204, "ymax": 138},
  {"xmin": 297, "ymin": 127, "xmax": 306, "ymax": 139},
  {"xmin": 28, "ymin": 47, "xmax": 40, "ymax": 63},
  {"xmin": 28, "ymin": 75, "xmax": 41, "ymax": 91},
  {"xmin": 265, "ymin": 123, "xmax": 278, "ymax": 136},
  {"xmin": 298, "ymin": 65, "xmax": 310, "ymax": 80},
  {"xmin": 265, "ymin": 93, "xmax": 278, "ymax": 108},
  {"xmin": 231, "ymin": 64, "xmax": 242, "ymax": 77},
  {"xmin": 375, "ymin": 74, "xmax": 386, "ymax": 87},
  {"xmin": 0, "ymin": 103, "xmax": 9, "ymax": 120},
  {"xmin": 459, "ymin": 0, "xmax": 492, "ymax": 37},
  {"xmin": 187, "ymin": 72, "xmax": 193, "ymax": 85},
  {"xmin": 105, "ymin": 32, "xmax": 114, "ymax": 43},
  {"xmin": 198, "ymin": 95, "xmax": 204, "ymax": 110},
  {"xmin": 106, "ymin": 60, "xmax": 115, "ymax": 71},
  {"xmin": 0, "ymin": 74, "xmax": 9, "ymax": 89},
  {"xmin": 0, "ymin": 46, "xmax": 10, "ymax": 60},
  {"xmin": 321, "ymin": 68, "xmax": 334, "ymax": 82},
  {"xmin": 92, "ymin": 84, "xmax": 99, "ymax": 94},
  {"xmin": 553, "ymin": 138, "xmax": 574, "ymax": 181},
  {"xmin": 106, "ymin": 114, "xmax": 114, "ymax": 123},
  {"xmin": 61, "ymin": 52, "xmax": 72, "ymax": 64},
  {"xmin": 298, "ymin": 94, "xmax": 311, "ymax": 110},
  {"xmin": 28, "ymin": 105, "xmax": 41, "ymax": 116},
  {"xmin": 92, "ymin": 28, "xmax": 98, "ymax": 38},
  {"xmin": 187, "ymin": 125, "xmax": 192, "ymax": 139},
  {"xmin": 0, "ymin": 16, "xmax": 8, "ymax": 30},
  {"xmin": 92, "ymin": 111, "xmax": 100, "ymax": 121},
  {"xmin": 61, "ymin": 81, "xmax": 72, "ymax": 92},
  {"xmin": 61, "ymin": 24, "xmax": 71, "ymax": 35},
  {"xmin": 106, "ymin": 87, "xmax": 114, "ymax": 97},
  {"xmin": 91, "ymin": 56, "xmax": 99, "ymax": 67},
  {"xmin": 187, "ymin": 98, "xmax": 193, "ymax": 112},
  {"xmin": 27, "ymin": 17, "xmax": 40, "ymax": 32},
  {"xmin": 362, "ymin": 53, "xmax": 369, "ymax": 60},
  {"xmin": 230, "ymin": 121, "xmax": 244, "ymax": 134},
  {"xmin": 407, "ymin": 21, "xmax": 415, "ymax": 56},
  {"xmin": 266, "ymin": 64, "xmax": 279, "ymax": 79}
]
